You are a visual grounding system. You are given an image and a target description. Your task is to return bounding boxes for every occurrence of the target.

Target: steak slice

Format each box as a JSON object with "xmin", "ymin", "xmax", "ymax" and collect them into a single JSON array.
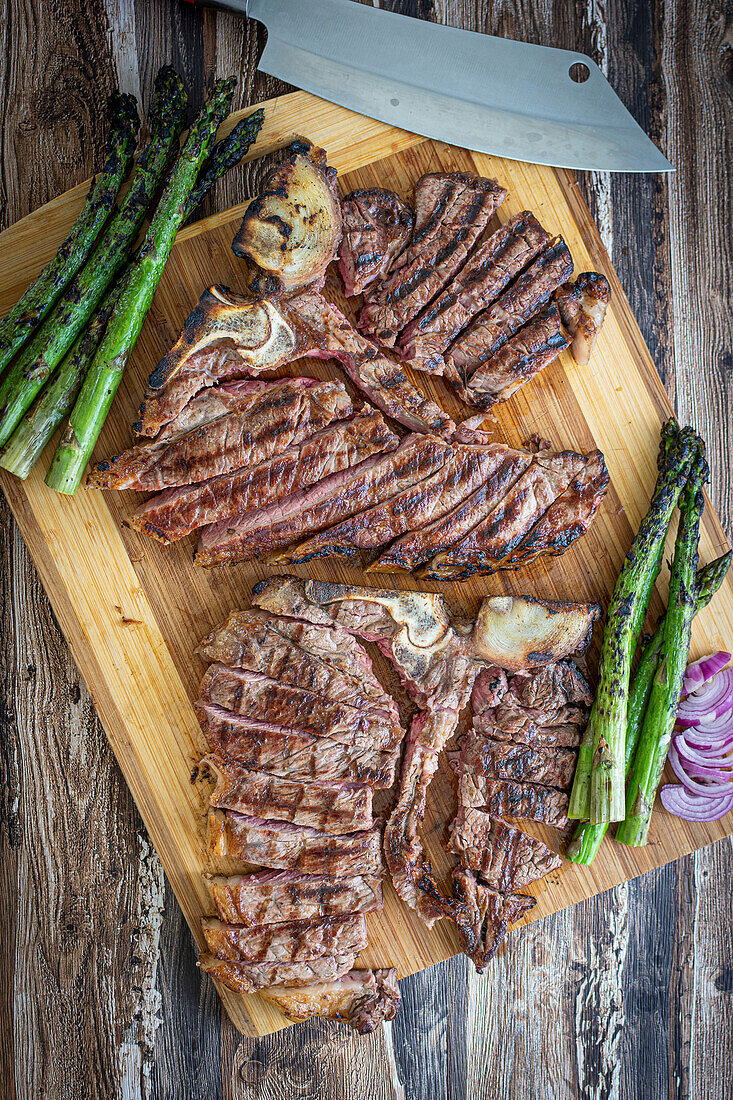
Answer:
[
  {"xmin": 359, "ymin": 172, "xmax": 507, "ymax": 346},
  {"xmin": 449, "ymin": 808, "xmax": 562, "ymax": 890},
  {"xmin": 555, "ymin": 271, "xmax": 610, "ymax": 364},
  {"xmin": 445, "ymin": 239, "xmax": 574, "ymax": 391},
  {"xmin": 422, "ymin": 450, "xmax": 588, "ymax": 580},
  {"xmin": 281, "ymin": 440, "xmax": 508, "ymax": 566},
  {"xmin": 339, "ymin": 188, "xmax": 414, "ymax": 296},
  {"xmin": 452, "ymin": 866, "xmax": 535, "ymax": 973},
  {"xmin": 127, "ymin": 408, "xmax": 399, "ymax": 543},
  {"xmin": 459, "ymin": 774, "xmax": 570, "ymax": 828},
  {"xmin": 466, "ymin": 304, "xmax": 568, "ymax": 409},
  {"xmin": 198, "ymin": 704, "xmax": 397, "ymax": 787},
  {"xmin": 397, "ymin": 210, "xmax": 550, "ymax": 372},
  {"xmin": 472, "ymin": 716, "xmax": 584, "ymax": 748},
  {"xmin": 207, "ymin": 869, "xmax": 383, "ymax": 925},
  {"xmin": 197, "ymin": 609, "xmax": 395, "ymax": 715},
  {"xmin": 198, "ymin": 952, "xmax": 358, "ymax": 994},
  {"xmin": 460, "ymin": 729, "xmax": 577, "ymax": 789},
  {"xmin": 201, "ymin": 912, "xmax": 368, "ymax": 963},
  {"xmin": 154, "ymin": 377, "xmax": 307, "ymax": 443},
  {"xmin": 208, "ymin": 809, "xmax": 383, "ymax": 875},
  {"xmin": 91, "ymin": 378, "xmax": 352, "ymax": 491},
  {"xmin": 369, "ymin": 449, "xmax": 532, "ymax": 573},
  {"xmin": 203, "ymin": 754, "xmax": 373, "ymax": 834},
  {"xmin": 196, "ymin": 434, "xmax": 449, "ymax": 567},
  {"xmin": 199, "ymin": 665, "xmax": 401, "ymax": 750},
  {"xmin": 261, "ymin": 968, "xmax": 400, "ymax": 1033},
  {"xmin": 493, "ymin": 661, "xmax": 593, "ymax": 712}
]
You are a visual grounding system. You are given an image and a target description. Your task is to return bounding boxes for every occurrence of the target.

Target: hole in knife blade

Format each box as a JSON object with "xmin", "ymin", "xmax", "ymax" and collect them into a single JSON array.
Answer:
[{"xmin": 569, "ymin": 62, "xmax": 590, "ymax": 83}]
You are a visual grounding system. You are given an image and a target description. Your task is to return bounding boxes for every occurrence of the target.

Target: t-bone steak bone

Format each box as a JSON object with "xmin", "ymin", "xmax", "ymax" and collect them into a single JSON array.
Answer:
[{"xmin": 339, "ymin": 188, "xmax": 414, "ymax": 296}]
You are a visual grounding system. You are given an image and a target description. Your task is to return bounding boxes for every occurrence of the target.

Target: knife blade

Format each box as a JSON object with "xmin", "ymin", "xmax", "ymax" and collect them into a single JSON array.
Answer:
[{"xmin": 184, "ymin": 0, "xmax": 672, "ymax": 173}]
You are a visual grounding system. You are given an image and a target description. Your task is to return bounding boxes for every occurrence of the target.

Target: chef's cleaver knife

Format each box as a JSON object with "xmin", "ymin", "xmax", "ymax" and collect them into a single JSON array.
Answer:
[{"xmin": 184, "ymin": 0, "xmax": 672, "ymax": 172}]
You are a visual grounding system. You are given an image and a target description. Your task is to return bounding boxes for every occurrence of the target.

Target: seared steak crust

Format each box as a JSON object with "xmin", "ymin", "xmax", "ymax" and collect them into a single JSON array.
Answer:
[
  {"xmin": 198, "ymin": 952, "xmax": 357, "ymax": 993},
  {"xmin": 398, "ymin": 210, "xmax": 550, "ymax": 372},
  {"xmin": 359, "ymin": 172, "xmax": 507, "ymax": 346},
  {"xmin": 459, "ymin": 774, "xmax": 570, "ymax": 828},
  {"xmin": 339, "ymin": 188, "xmax": 414, "ymax": 296},
  {"xmin": 261, "ymin": 968, "xmax": 400, "ymax": 1032},
  {"xmin": 466, "ymin": 303, "xmax": 568, "ymax": 409},
  {"xmin": 555, "ymin": 271, "xmax": 610, "ymax": 364},
  {"xmin": 207, "ymin": 869, "xmax": 383, "ymax": 925},
  {"xmin": 451, "ymin": 866, "xmax": 535, "ymax": 972},
  {"xmin": 449, "ymin": 808, "xmax": 562, "ymax": 890},
  {"xmin": 460, "ymin": 730, "xmax": 577, "ymax": 789},
  {"xmin": 201, "ymin": 913, "xmax": 368, "ymax": 963}
]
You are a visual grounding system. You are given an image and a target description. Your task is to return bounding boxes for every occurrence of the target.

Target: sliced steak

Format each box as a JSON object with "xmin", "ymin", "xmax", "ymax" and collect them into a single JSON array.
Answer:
[
  {"xmin": 466, "ymin": 303, "xmax": 568, "ymax": 409},
  {"xmin": 197, "ymin": 609, "xmax": 395, "ymax": 716},
  {"xmin": 208, "ymin": 809, "xmax": 384, "ymax": 875},
  {"xmin": 359, "ymin": 172, "xmax": 507, "ymax": 346},
  {"xmin": 496, "ymin": 661, "xmax": 593, "ymax": 712},
  {"xmin": 198, "ymin": 952, "xmax": 358, "ymax": 994},
  {"xmin": 445, "ymin": 239, "xmax": 574, "ymax": 390},
  {"xmin": 369, "ymin": 449, "xmax": 532, "ymax": 573},
  {"xmin": 199, "ymin": 664, "xmax": 401, "ymax": 750},
  {"xmin": 261, "ymin": 968, "xmax": 400, "ymax": 1033},
  {"xmin": 449, "ymin": 808, "xmax": 562, "ymax": 890},
  {"xmin": 397, "ymin": 210, "xmax": 550, "ymax": 372},
  {"xmin": 422, "ymin": 450, "xmax": 588, "ymax": 580},
  {"xmin": 203, "ymin": 754, "xmax": 373, "ymax": 834},
  {"xmin": 201, "ymin": 912, "xmax": 368, "ymax": 963},
  {"xmin": 281, "ymin": 439, "xmax": 509, "ymax": 566},
  {"xmin": 452, "ymin": 866, "xmax": 535, "ymax": 973},
  {"xmin": 339, "ymin": 188, "xmax": 414, "ymax": 296},
  {"xmin": 460, "ymin": 729, "xmax": 577, "ymax": 789},
  {"xmin": 472, "ymin": 716, "xmax": 584, "ymax": 748},
  {"xmin": 555, "ymin": 271, "xmax": 610, "ymax": 364},
  {"xmin": 198, "ymin": 703, "xmax": 397, "ymax": 787},
  {"xmin": 196, "ymin": 434, "xmax": 448, "ymax": 567},
  {"xmin": 459, "ymin": 774, "xmax": 570, "ymax": 828},
  {"xmin": 154, "ymin": 377, "xmax": 307, "ymax": 443},
  {"xmin": 127, "ymin": 408, "xmax": 398, "ymax": 543},
  {"xmin": 207, "ymin": 869, "xmax": 383, "ymax": 925}
]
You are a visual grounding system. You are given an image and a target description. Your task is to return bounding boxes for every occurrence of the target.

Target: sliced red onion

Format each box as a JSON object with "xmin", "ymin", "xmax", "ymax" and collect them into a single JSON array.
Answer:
[
  {"xmin": 660, "ymin": 783, "xmax": 733, "ymax": 822},
  {"xmin": 683, "ymin": 713, "xmax": 733, "ymax": 742},
  {"xmin": 676, "ymin": 668, "xmax": 733, "ymax": 728},
  {"xmin": 673, "ymin": 733, "xmax": 733, "ymax": 768},
  {"xmin": 669, "ymin": 743, "xmax": 733, "ymax": 795},
  {"xmin": 682, "ymin": 651, "xmax": 731, "ymax": 694}
]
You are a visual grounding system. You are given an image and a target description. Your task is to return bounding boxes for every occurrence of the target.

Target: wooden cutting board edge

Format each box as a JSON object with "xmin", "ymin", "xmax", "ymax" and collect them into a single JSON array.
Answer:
[{"xmin": 1, "ymin": 90, "xmax": 731, "ymax": 1038}]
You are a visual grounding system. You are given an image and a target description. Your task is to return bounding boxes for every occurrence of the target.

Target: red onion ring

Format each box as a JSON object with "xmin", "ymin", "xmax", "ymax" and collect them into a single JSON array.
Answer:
[
  {"xmin": 682, "ymin": 651, "xmax": 731, "ymax": 694},
  {"xmin": 669, "ymin": 743, "xmax": 733, "ymax": 794},
  {"xmin": 673, "ymin": 734, "xmax": 733, "ymax": 767},
  {"xmin": 676, "ymin": 667, "xmax": 733, "ymax": 728},
  {"xmin": 661, "ymin": 784, "xmax": 733, "ymax": 822}
]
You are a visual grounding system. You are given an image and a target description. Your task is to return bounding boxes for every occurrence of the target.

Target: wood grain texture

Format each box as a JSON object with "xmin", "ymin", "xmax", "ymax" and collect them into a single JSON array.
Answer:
[{"xmin": 1, "ymin": 1, "xmax": 732, "ymax": 1097}]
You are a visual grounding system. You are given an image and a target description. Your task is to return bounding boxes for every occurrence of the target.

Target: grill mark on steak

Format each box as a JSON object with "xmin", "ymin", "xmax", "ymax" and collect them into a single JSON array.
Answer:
[
  {"xmin": 203, "ymin": 754, "xmax": 374, "ymax": 834},
  {"xmin": 201, "ymin": 913, "xmax": 369, "ymax": 964},
  {"xmin": 397, "ymin": 210, "xmax": 550, "ymax": 372},
  {"xmin": 198, "ymin": 703, "xmax": 397, "ymax": 787},
  {"xmin": 459, "ymin": 774, "xmax": 570, "ymax": 828},
  {"xmin": 466, "ymin": 303, "xmax": 568, "ymax": 409},
  {"xmin": 339, "ymin": 188, "xmax": 414, "ymax": 296},
  {"xmin": 451, "ymin": 866, "xmax": 535, "ymax": 973},
  {"xmin": 445, "ymin": 238, "xmax": 574, "ymax": 392},
  {"xmin": 208, "ymin": 809, "xmax": 384, "ymax": 875},
  {"xmin": 460, "ymin": 729, "xmax": 577, "ymax": 789},
  {"xmin": 471, "ymin": 716, "xmax": 584, "ymax": 747},
  {"xmin": 126, "ymin": 408, "xmax": 399, "ymax": 543},
  {"xmin": 206, "ymin": 869, "xmax": 384, "ymax": 925},
  {"xmin": 359, "ymin": 173, "xmax": 507, "ymax": 346},
  {"xmin": 449, "ymin": 808, "xmax": 562, "ymax": 891},
  {"xmin": 198, "ymin": 952, "xmax": 359, "ymax": 994}
]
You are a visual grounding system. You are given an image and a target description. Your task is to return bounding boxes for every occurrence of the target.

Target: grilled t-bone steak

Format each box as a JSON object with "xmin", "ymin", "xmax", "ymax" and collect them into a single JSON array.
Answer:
[
  {"xmin": 449, "ymin": 808, "xmax": 562, "ymax": 890},
  {"xmin": 359, "ymin": 172, "xmax": 507, "ymax": 346},
  {"xmin": 459, "ymin": 730, "xmax": 577, "ymax": 789},
  {"xmin": 555, "ymin": 271, "xmax": 610, "ymax": 364},
  {"xmin": 134, "ymin": 285, "xmax": 453, "ymax": 439},
  {"xmin": 339, "ymin": 188, "xmax": 414, "ymax": 296},
  {"xmin": 126, "ymin": 407, "xmax": 398, "ymax": 543},
  {"xmin": 208, "ymin": 810, "xmax": 384, "ymax": 876},
  {"xmin": 201, "ymin": 913, "xmax": 368, "ymax": 963},
  {"xmin": 208, "ymin": 869, "xmax": 383, "ymax": 925},
  {"xmin": 451, "ymin": 866, "xmax": 535, "ymax": 973},
  {"xmin": 198, "ymin": 951, "xmax": 358, "ymax": 994},
  {"xmin": 466, "ymin": 303, "xmax": 569, "ymax": 409},
  {"xmin": 261, "ymin": 968, "xmax": 400, "ymax": 1033},
  {"xmin": 445, "ymin": 238, "xmax": 573, "ymax": 394},
  {"xmin": 89, "ymin": 377, "xmax": 352, "ymax": 491},
  {"xmin": 397, "ymin": 210, "xmax": 550, "ymax": 373}
]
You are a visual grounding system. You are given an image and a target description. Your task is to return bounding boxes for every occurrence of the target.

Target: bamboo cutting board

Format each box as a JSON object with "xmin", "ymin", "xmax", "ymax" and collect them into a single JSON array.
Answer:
[{"xmin": 1, "ymin": 90, "xmax": 731, "ymax": 1038}]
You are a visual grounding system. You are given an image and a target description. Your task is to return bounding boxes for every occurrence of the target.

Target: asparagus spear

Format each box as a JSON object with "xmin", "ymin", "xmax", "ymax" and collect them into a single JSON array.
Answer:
[
  {"xmin": 566, "ymin": 550, "xmax": 732, "ymax": 863},
  {"xmin": 568, "ymin": 422, "xmax": 697, "ymax": 823},
  {"xmin": 46, "ymin": 77, "xmax": 236, "ymax": 495},
  {"xmin": 616, "ymin": 452, "xmax": 708, "ymax": 846},
  {"xmin": 0, "ymin": 106, "xmax": 264, "ymax": 482},
  {"xmin": 0, "ymin": 281, "xmax": 124, "ymax": 479},
  {"xmin": 0, "ymin": 93, "xmax": 139, "ymax": 378},
  {"xmin": 0, "ymin": 67, "xmax": 187, "ymax": 446}
]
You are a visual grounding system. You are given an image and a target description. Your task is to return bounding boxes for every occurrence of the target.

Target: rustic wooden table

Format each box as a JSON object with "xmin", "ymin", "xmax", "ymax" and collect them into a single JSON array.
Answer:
[{"xmin": 1, "ymin": 2, "xmax": 731, "ymax": 1097}]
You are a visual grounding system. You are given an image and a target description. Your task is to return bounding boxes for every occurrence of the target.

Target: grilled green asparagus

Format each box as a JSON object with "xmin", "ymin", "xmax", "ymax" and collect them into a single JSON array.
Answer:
[
  {"xmin": 46, "ymin": 77, "xmax": 236, "ymax": 495},
  {"xmin": 184, "ymin": 108, "xmax": 265, "ymax": 217},
  {"xmin": 0, "ymin": 93, "xmax": 138, "ymax": 379}
]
